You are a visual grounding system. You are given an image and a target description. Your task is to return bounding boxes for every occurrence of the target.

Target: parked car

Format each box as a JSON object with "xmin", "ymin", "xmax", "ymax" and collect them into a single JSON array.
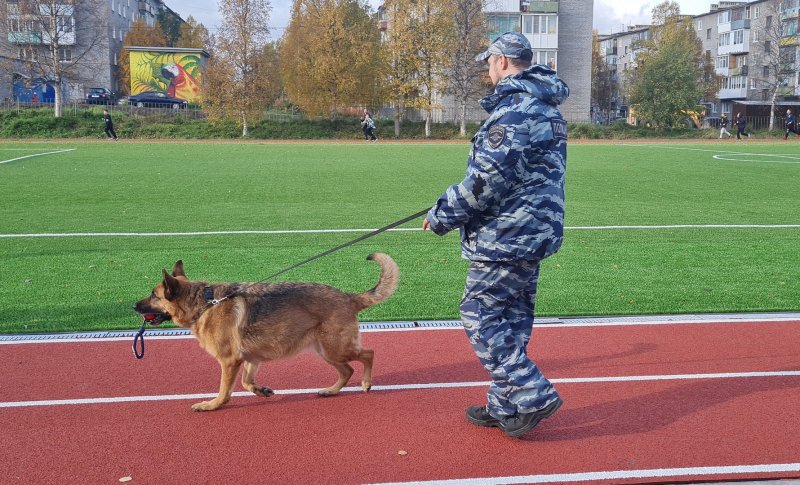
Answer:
[
  {"xmin": 86, "ymin": 87, "xmax": 115, "ymax": 105},
  {"xmin": 127, "ymin": 90, "xmax": 188, "ymax": 109}
]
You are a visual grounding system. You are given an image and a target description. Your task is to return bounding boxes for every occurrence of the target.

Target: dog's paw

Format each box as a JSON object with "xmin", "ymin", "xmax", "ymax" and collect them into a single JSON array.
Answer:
[
  {"xmin": 254, "ymin": 386, "xmax": 274, "ymax": 398},
  {"xmin": 362, "ymin": 381, "xmax": 372, "ymax": 393},
  {"xmin": 317, "ymin": 388, "xmax": 340, "ymax": 397},
  {"xmin": 191, "ymin": 401, "xmax": 219, "ymax": 412}
]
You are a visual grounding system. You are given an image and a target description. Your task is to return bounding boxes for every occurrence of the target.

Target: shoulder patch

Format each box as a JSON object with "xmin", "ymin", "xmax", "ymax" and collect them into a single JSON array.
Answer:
[
  {"xmin": 551, "ymin": 119, "xmax": 567, "ymax": 140},
  {"xmin": 486, "ymin": 125, "xmax": 506, "ymax": 149}
]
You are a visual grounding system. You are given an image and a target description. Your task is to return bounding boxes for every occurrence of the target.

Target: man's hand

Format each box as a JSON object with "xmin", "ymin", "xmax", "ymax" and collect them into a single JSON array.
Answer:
[{"xmin": 422, "ymin": 219, "xmax": 431, "ymax": 231}]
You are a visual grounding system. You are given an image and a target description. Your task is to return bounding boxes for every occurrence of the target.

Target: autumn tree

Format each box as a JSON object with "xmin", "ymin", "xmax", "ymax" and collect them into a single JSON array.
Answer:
[
  {"xmin": 176, "ymin": 15, "xmax": 210, "ymax": 49},
  {"xmin": 203, "ymin": 0, "xmax": 278, "ymax": 137},
  {"xmin": 445, "ymin": 0, "xmax": 487, "ymax": 136},
  {"xmin": 118, "ymin": 19, "xmax": 167, "ymax": 96},
  {"xmin": 382, "ymin": 0, "xmax": 452, "ymax": 137},
  {"xmin": 157, "ymin": 10, "xmax": 181, "ymax": 47},
  {"xmin": 11, "ymin": 0, "xmax": 108, "ymax": 117},
  {"xmin": 281, "ymin": 0, "xmax": 383, "ymax": 118},
  {"xmin": 629, "ymin": 1, "xmax": 717, "ymax": 128}
]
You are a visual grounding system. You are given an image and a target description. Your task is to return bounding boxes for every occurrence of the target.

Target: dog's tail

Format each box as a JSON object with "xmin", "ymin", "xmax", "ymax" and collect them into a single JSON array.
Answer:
[{"xmin": 352, "ymin": 253, "xmax": 399, "ymax": 311}]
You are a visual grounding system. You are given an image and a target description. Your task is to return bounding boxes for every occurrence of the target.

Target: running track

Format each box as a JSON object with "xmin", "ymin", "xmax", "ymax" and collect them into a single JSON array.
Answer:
[{"xmin": 1, "ymin": 316, "xmax": 799, "ymax": 484}]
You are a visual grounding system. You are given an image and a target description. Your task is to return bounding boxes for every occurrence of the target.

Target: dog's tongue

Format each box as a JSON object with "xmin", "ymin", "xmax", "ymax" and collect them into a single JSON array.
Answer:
[{"xmin": 144, "ymin": 314, "xmax": 158, "ymax": 322}]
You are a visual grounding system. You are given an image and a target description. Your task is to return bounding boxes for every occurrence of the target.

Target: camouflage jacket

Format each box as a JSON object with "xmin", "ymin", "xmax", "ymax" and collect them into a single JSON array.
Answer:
[{"xmin": 426, "ymin": 64, "xmax": 568, "ymax": 261}]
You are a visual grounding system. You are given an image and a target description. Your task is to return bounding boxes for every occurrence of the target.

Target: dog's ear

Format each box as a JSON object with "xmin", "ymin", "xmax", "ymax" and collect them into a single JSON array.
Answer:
[
  {"xmin": 172, "ymin": 260, "xmax": 186, "ymax": 278},
  {"xmin": 162, "ymin": 269, "xmax": 181, "ymax": 300}
]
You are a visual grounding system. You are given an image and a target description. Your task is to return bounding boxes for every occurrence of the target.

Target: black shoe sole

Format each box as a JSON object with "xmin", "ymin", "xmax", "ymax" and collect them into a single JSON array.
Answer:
[{"xmin": 503, "ymin": 398, "xmax": 563, "ymax": 438}]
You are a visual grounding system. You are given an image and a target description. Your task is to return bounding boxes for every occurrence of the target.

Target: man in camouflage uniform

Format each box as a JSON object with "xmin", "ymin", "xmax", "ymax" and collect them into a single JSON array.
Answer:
[{"xmin": 422, "ymin": 32, "xmax": 568, "ymax": 438}]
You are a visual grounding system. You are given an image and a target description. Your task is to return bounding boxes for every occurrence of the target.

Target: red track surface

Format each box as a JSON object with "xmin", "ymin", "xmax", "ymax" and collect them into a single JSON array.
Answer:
[{"xmin": 2, "ymin": 319, "xmax": 800, "ymax": 484}]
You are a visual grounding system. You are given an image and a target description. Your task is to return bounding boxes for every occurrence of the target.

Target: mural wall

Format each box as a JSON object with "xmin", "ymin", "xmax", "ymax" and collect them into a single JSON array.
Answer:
[{"xmin": 128, "ymin": 49, "xmax": 207, "ymax": 103}]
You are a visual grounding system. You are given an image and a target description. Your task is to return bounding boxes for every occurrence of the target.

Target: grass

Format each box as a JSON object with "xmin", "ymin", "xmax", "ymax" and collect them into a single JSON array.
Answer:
[{"xmin": 1, "ymin": 140, "xmax": 799, "ymax": 334}]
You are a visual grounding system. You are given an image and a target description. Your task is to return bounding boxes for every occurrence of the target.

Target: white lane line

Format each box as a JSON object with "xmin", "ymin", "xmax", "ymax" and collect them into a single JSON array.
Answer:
[
  {"xmin": 0, "ymin": 148, "xmax": 76, "ymax": 165},
  {"xmin": 367, "ymin": 463, "xmax": 800, "ymax": 485},
  {"xmin": 2, "ymin": 224, "xmax": 800, "ymax": 238},
  {"xmin": 2, "ymin": 370, "xmax": 799, "ymax": 409}
]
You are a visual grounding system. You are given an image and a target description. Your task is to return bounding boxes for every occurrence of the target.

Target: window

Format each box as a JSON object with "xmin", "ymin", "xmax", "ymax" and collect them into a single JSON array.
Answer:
[
  {"xmin": 707, "ymin": 28, "xmax": 712, "ymax": 40},
  {"xmin": 697, "ymin": 20, "xmax": 703, "ymax": 30},
  {"xmin": 521, "ymin": 14, "xmax": 557, "ymax": 35},
  {"xmin": 765, "ymin": 40, "xmax": 771, "ymax": 53},
  {"xmin": 58, "ymin": 47, "xmax": 71, "ymax": 62},
  {"xmin": 752, "ymin": 30, "xmax": 760, "ymax": 42},
  {"xmin": 486, "ymin": 14, "xmax": 521, "ymax": 38},
  {"xmin": 718, "ymin": 10, "xmax": 731, "ymax": 24},
  {"xmin": 754, "ymin": 6, "xmax": 759, "ymax": 19},
  {"xmin": 719, "ymin": 32, "xmax": 730, "ymax": 47},
  {"xmin": 750, "ymin": 78, "xmax": 757, "ymax": 89},
  {"xmin": 716, "ymin": 56, "xmax": 729, "ymax": 69},
  {"xmin": 763, "ymin": 65, "xmax": 770, "ymax": 77},
  {"xmin": 533, "ymin": 50, "xmax": 557, "ymax": 68},
  {"xmin": 766, "ymin": 15, "xmax": 772, "ymax": 28},
  {"xmin": 733, "ymin": 30, "xmax": 744, "ymax": 45}
]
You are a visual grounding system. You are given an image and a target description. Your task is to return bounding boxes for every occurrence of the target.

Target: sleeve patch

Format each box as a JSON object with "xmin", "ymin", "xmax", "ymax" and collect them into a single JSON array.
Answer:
[
  {"xmin": 486, "ymin": 125, "xmax": 507, "ymax": 149},
  {"xmin": 551, "ymin": 119, "xmax": 567, "ymax": 140}
]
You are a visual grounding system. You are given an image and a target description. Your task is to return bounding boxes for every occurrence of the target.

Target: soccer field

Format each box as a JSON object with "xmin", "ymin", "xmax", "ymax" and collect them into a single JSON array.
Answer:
[{"xmin": 1, "ymin": 140, "xmax": 799, "ymax": 333}]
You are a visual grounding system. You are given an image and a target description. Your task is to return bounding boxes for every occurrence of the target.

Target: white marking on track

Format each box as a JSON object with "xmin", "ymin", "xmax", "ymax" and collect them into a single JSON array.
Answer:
[
  {"xmin": 0, "ymin": 148, "xmax": 76, "ymax": 165},
  {"xmin": 1, "ymin": 370, "xmax": 799, "ymax": 409}
]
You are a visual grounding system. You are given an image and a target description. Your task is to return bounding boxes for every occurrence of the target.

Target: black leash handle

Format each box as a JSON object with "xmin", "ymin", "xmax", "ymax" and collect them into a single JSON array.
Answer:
[{"xmin": 132, "ymin": 320, "xmax": 146, "ymax": 359}]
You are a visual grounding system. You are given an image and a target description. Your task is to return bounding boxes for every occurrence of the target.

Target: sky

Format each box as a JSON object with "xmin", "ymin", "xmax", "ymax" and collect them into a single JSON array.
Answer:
[{"xmin": 164, "ymin": 0, "xmax": 716, "ymax": 40}]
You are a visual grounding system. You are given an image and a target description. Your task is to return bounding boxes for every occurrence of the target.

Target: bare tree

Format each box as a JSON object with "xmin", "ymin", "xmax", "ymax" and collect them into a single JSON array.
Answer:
[
  {"xmin": 445, "ymin": 0, "xmax": 487, "ymax": 136},
  {"xmin": 10, "ymin": 0, "xmax": 108, "ymax": 116},
  {"xmin": 748, "ymin": 2, "xmax": 794, "ymax": 131}
]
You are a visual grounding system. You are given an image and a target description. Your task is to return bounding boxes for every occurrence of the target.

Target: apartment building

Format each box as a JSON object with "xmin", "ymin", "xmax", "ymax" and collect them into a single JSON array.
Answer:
[
  {"xmin": 1, "ymin": 0, "xmax": 181, "ymax": 103},
  {"xmin": 598, "ymin": 0, "xmax": 800, "ymax": 125}
]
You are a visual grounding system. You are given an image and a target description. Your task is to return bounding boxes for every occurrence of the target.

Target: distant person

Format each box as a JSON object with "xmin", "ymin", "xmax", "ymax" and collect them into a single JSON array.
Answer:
[
  {"xmin": 103, "ymin": 109, "xmax": 118, "ymax": 141},
  {"xmin": 735, "ymin": 113, "xmax": 750, "ymax": 140},
  {"xmin": 360, "ymin": 109, "xmax": 377, "ymax": 142},
  {"xmin": 784, "ymin": 109, "xmax": 797, "ymax": 140},
  {"xmin": 719, "ymin": 114, "xmax": 731, "ymax": 139}
]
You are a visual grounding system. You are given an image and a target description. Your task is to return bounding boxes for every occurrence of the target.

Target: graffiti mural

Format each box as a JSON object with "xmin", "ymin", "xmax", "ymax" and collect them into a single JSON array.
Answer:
[{"xmin": 128, "ymin": 48, "xmax": 208, "ymax": 104}]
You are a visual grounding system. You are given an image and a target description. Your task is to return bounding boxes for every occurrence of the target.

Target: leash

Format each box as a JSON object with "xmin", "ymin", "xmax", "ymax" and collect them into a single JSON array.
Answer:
[
  {"xmin": 133, "ymin": 208, "xmax": 430, "ymax": 358},
  {"xmin": 206, "ymin": 208, "xmax": 430, "ymax": 305},
  {"xmin": 132, "ymin": 320, "xmax": 146, "ymax": 359}
]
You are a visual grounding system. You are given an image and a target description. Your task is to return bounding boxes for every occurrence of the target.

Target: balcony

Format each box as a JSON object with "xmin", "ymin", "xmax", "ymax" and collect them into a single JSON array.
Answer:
[
  {"xmin": 606, "ymin": 47, "xmax": 617, "ymax": 55},
  {"xmin": 526, "ymin": 1, "xmax": 558, "ymax": 13},
  {"xmin": 730, "ymin": 19, "xmax": 750, "ymax": 30},
  {"xmin": 717, "ymin": 87, "xmax": 748, "ymax": 99},
  {"xmin": 8, "ymin": 31, "xmax": 43, "ymax": 44}
]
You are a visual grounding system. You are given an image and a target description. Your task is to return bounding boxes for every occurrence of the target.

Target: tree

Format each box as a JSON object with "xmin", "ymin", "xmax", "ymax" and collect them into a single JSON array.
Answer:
[
  {"xmin": 281, "ymin": 0, "xmax": 383, "ymax": 118},
  {"xmin": 381, "ymin": 0, "xmax": 422, "ymax": 137},
  {"xmin": 11, "ymin": 0, "xmax": 109, "ymax": 117},
  {"xmin": 412, "ymin": 0, "xmax": 452, "ymax": 137},
  {"xmin": 118, "ymin": 19, "xmax": 167, "ymax": 97},
  {"xmin": 445, "ymin": 0, "xmax": 487, "ymax": 136},
  {"xmin": 748, "ymin": 2, "xmax": 793, "ymax": 131},
  {"xmin": 157, "ymin": 9, "xmax": 181, "ymax": 47},
  {"xmin": 176, "ymin": 15, "xmax": 210, "ymax": 49},
  {"xmin": 203, "ymin": 0, "xmax": 277, "ymax": 137},
  {"xmin": 628, "ymin": 2, "xmax": 716, "ymax": 128},
  {"xmin": 591, "ymin": 31, "xmax": 615, "ymax": 123}
]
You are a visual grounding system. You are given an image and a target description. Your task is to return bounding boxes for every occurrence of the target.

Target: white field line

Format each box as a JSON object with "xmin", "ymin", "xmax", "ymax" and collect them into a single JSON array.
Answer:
[
  {"xmin": 1, "ymin": 370, "xmax": 799, "ymax": 409},
  {"xmin": 2, "ymin": 224, "xmax": 800, "ymax": 238},
  {"xmin": 621, "ymin": 144, "xmax": 800, "ymax": 164},
  {"xmin": 367, "ymin": 463, "xmax": 800, "ymax": 485},
  {"xmin": 0, "ymin": 148, "xmax": 76, "ymax": 165}
]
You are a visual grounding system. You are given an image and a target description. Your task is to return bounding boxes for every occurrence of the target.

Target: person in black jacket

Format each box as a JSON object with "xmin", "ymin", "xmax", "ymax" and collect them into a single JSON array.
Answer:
[
  {"xmin": 103, "ymin": 109, "xmax": 118, "ymax": 141},
  {"xmin": 735, "ymin": 113, "xmax": 749, "ymax": 140},
  {"xmin": 719, "ymin": 114, "xmax": 731, "ymax": 139}
]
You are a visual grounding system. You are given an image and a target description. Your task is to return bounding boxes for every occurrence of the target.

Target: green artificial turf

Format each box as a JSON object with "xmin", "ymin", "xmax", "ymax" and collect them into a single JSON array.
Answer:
[{"xmin": 1, "ymin": 140, "xmax": 798, "ymax": 333}]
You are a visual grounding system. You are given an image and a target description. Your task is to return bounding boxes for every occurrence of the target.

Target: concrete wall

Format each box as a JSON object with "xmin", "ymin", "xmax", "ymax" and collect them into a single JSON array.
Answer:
[{"xmin": 557, "ymin": 0, "xmax": 593, "ymax": 122}]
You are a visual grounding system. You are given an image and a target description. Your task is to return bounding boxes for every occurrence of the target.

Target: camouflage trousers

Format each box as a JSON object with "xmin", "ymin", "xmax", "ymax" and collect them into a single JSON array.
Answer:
[{"xmin": 460, "ymin": 260, "xmax": 560, "ymax": 418}]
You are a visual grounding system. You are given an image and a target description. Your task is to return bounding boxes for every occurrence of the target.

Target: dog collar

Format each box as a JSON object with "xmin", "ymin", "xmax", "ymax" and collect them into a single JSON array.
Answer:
[{"xmin": 205, "ymin": 286, "xmax": 231, "ymax": 306}]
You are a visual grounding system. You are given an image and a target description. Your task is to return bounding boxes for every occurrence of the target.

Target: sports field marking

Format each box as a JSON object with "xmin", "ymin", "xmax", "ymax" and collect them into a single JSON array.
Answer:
[
  {"xmin": 0, "ymin": 148, "xmax": 76, "ymax": 165},
  {"xmin": 367, "ymin": 463, "xmax": 800, "ymax": 485},
  {"xmin": 1, "ymin": 370, "xmax": 798, "ymax": 409},
  {"xmin": 2, "ymin": 224, "xmax": 799, "ymax": 238},
  {"xmin": 622, "ymin": 144, "xmax": 800, "ymax": 164}
]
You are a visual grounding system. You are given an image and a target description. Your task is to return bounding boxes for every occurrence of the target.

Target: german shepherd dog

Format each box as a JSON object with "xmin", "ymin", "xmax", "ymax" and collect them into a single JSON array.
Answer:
[{"xmin": 133, "ymin": 253, "xmax": 398, "ymax": 412}]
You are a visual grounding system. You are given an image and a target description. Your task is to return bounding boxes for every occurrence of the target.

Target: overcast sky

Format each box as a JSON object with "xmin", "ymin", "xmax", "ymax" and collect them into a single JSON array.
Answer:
[{"xmin": 164, "ymin": 0, "xmax": 716, "ymax": 40}]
